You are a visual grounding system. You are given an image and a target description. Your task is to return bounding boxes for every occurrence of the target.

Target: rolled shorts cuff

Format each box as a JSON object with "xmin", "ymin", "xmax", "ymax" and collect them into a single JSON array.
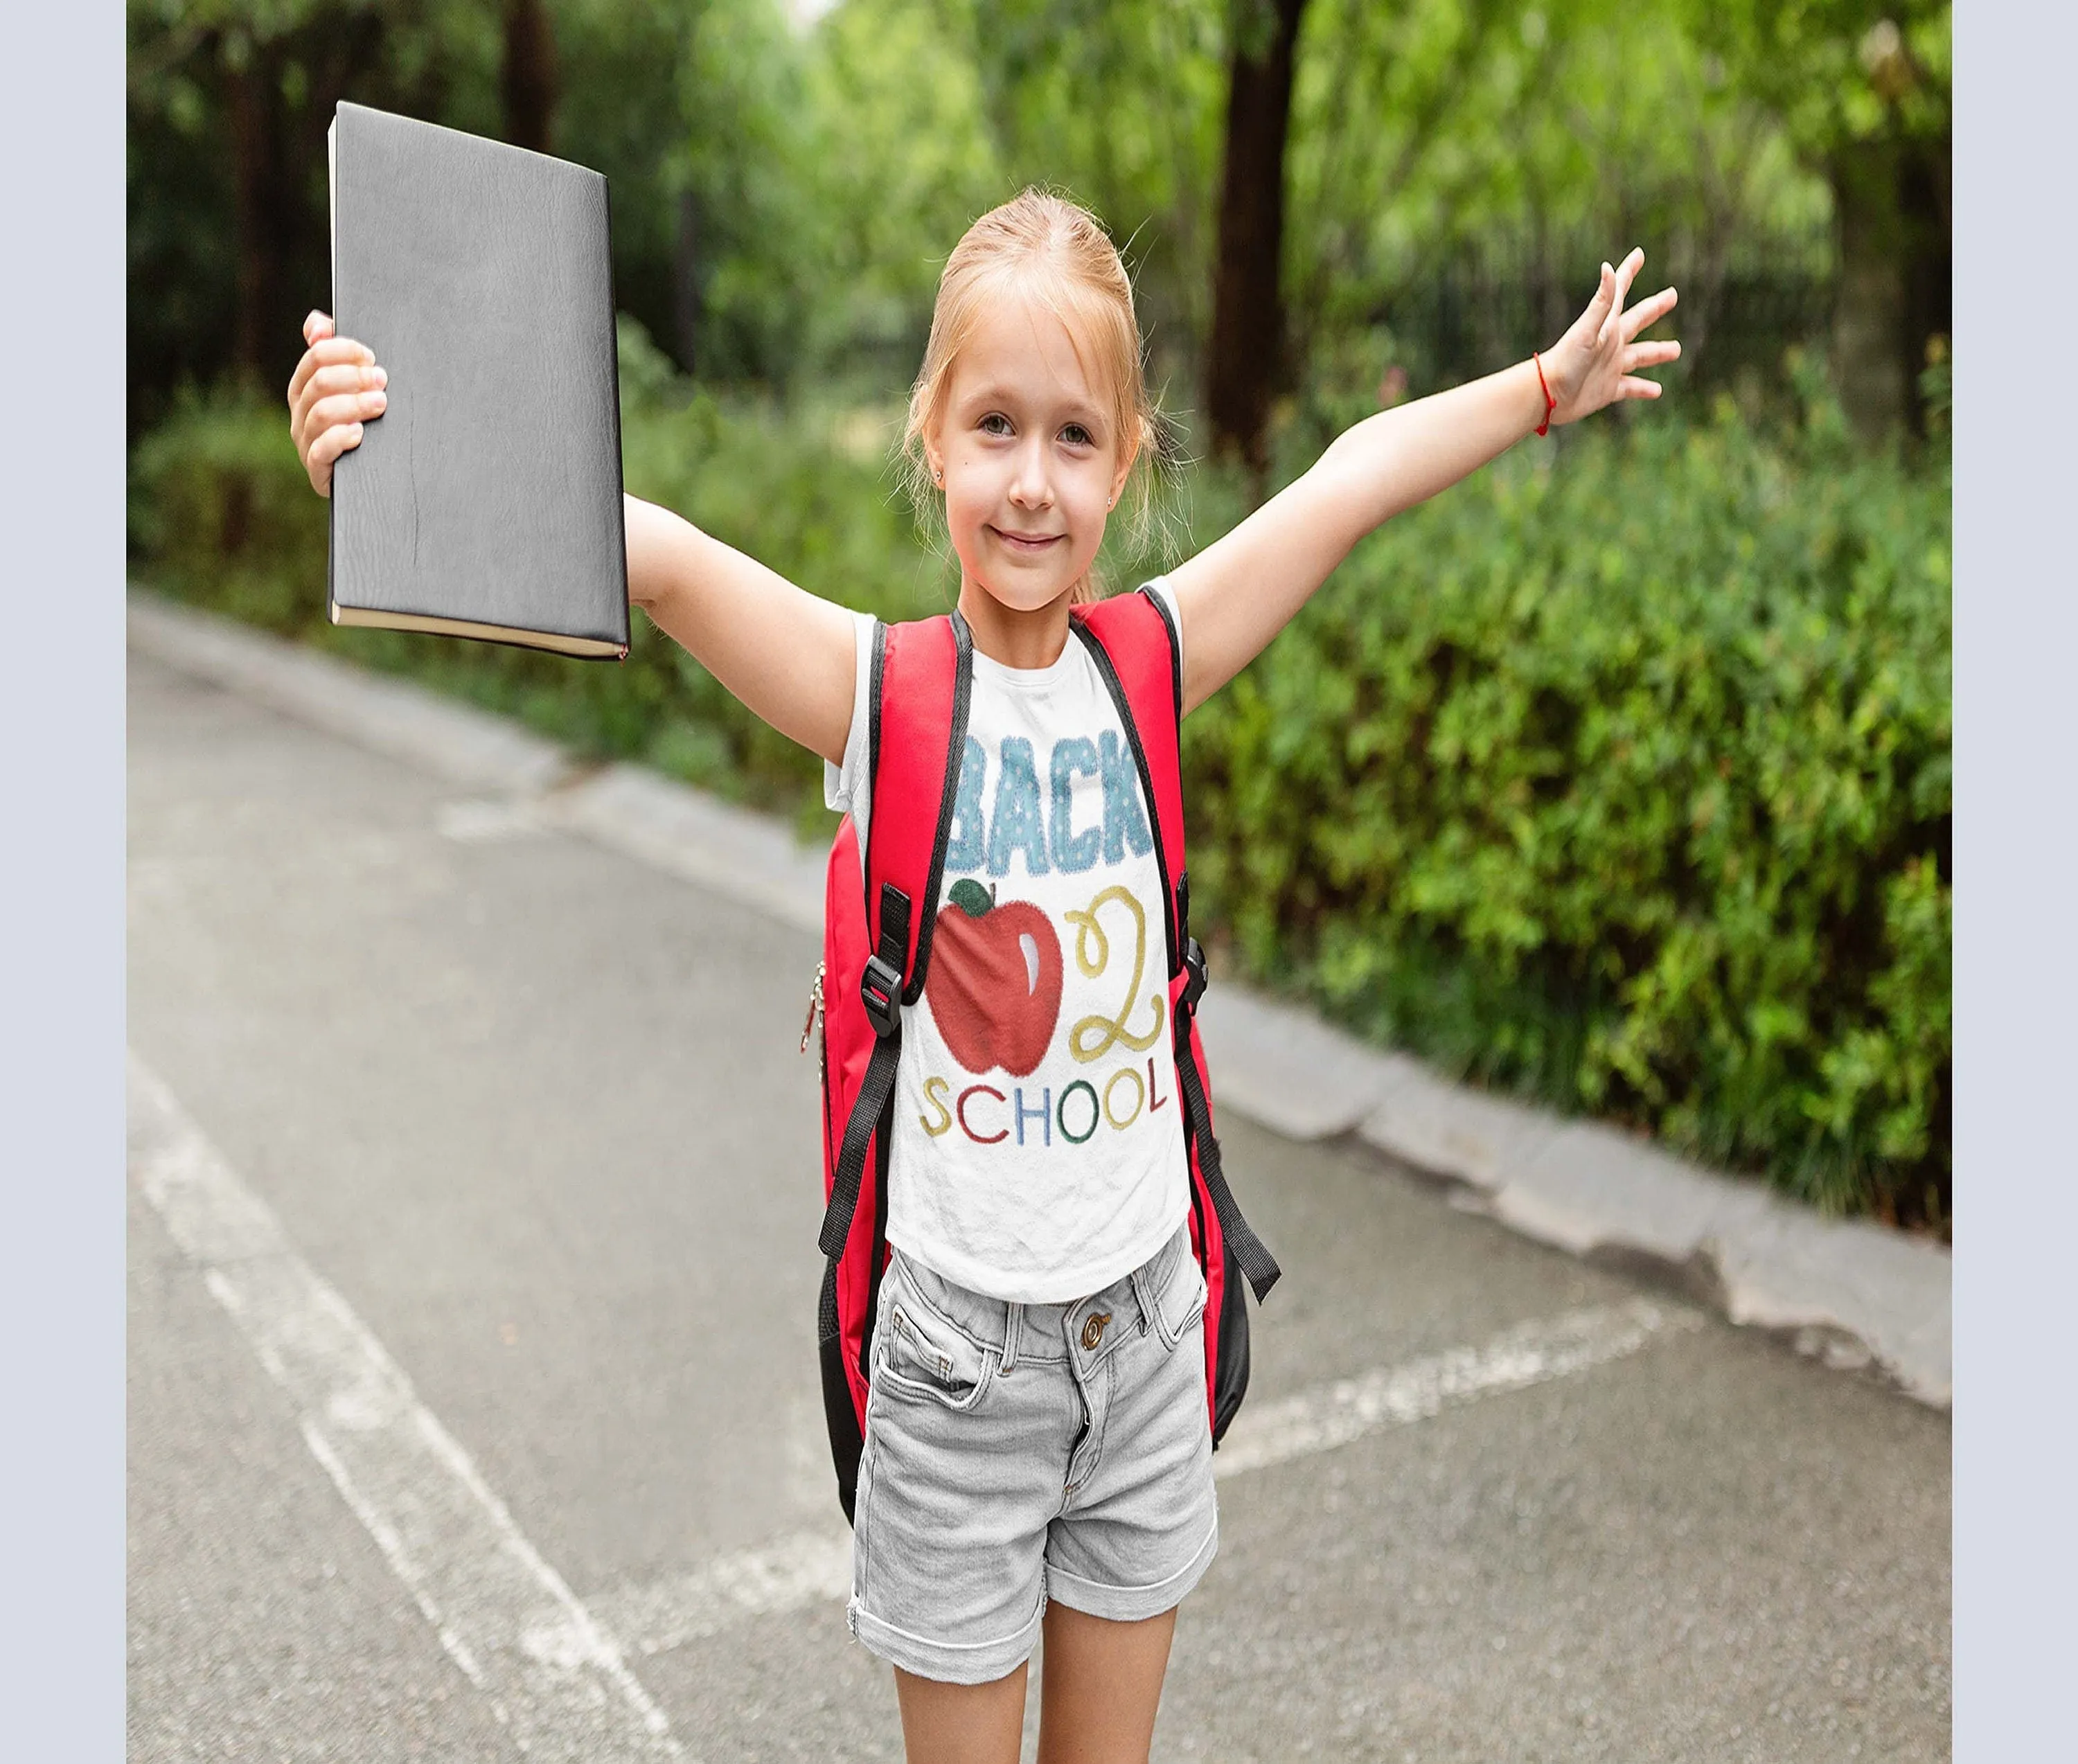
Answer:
[
  {"xmin": 846, "ymin": 1586, "xmax": 1046, "ymax": 1686},
  {"xmin": 1043, "ymin": 1513, "xmax": 1219, "ymax": 1625}
]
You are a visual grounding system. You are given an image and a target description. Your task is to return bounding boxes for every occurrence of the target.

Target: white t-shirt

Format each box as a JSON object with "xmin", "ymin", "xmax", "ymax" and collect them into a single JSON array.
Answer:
[{"xmin": 824, "ymin": 580, "xmax": 1191, "ymax": 1303}]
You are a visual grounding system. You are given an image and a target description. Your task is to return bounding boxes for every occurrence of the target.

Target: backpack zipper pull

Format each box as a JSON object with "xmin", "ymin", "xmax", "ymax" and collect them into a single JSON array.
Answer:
[{"xmin": 799, "ymin": 960, "xmax": 826, "ymax": 1053}]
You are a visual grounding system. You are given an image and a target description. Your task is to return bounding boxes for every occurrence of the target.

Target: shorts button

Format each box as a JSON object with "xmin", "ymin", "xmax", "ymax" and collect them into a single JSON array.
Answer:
[{"xmin": 1080, "ymin": 1312, "xmax": 1110, "ymax": 1351}]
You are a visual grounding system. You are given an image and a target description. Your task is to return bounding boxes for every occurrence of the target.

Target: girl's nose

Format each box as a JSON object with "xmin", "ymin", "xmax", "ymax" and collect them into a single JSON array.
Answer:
[{"xmin": 1008, "ymin": 441, "xmax": 1054, "ymax": 509}]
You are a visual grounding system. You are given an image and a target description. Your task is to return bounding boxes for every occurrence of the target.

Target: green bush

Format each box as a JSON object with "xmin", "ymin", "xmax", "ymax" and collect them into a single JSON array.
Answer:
[
  {"xmin": 129, "ymin": 332, "xmax": 1950, "ymax": 1228},
  {"xmin": 1186, "ymin": 379, "xmax": 1951, "ymax": 1225},
  {"xmin": 129, "ymin": 386, "xmax": 333, "ymax": 634}
]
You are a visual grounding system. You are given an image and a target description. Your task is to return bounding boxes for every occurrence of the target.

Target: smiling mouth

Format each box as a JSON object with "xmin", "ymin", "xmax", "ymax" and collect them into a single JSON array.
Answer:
[{"xmin": 990, "ymin": 526, "xmax": 1064, "ymax": 553}]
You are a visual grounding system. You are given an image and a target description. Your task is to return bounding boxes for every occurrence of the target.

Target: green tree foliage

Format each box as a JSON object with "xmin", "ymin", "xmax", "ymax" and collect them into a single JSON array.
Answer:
[
  {"xmin": 126, "ymin": 0, "xmax": 820, "ymax": 418},
  {"xmin": 1684, "ymin": 0, "xmax": 1951, "ymax": 434},
  {"xmin": 796, "ymin": 0, "xmax": 1004, "ymax": 382},
  {"xmin": 128, "ymin": 1, "xmax": 1932, "ymax": 420},
  {"xmin": 1283, "ymin": 0, "xmax": 1835, "ymax": 395},
  {"xmin": 669, "ymin": 0, "xmax": 824, "ymax": 381},
  {"xmin": 127, "ymin": 0, "xmax": 504, "ymax": 429},
  {"xmin": 1690, "ymin": 0, "xmax": 1951, "ymax": 165},
  {"xmin": 914, "ymin": 0, "xmax": 1230, "ymax": 395}
]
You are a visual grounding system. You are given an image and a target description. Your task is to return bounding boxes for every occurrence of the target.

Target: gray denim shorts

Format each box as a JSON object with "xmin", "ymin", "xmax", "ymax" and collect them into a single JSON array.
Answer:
[{"xmin": 846, "ymin": 1223, "xmax": 1218, "ymax": 1685}]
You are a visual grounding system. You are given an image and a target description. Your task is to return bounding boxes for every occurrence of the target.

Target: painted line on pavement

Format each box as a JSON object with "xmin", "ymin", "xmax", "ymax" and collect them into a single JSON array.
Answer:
[
  {"xmin": 549, "ymin": 1297, "xmax": 1701, "ymax": 1660},
  {"xmin": 1211, "ymin": 1297, "xmax": 1703, "ymax": 1477},
  {"xmin": 127, "ymin": 1051, "xmax": 688, "ymax": 1764},
  {"xmin": 570, "ymin": 1529, "xmax": 855, "ymax": 1660}
]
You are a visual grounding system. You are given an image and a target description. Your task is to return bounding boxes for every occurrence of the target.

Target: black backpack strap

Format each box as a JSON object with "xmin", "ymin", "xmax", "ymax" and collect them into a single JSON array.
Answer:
[
  {"xmin": 1073, "ymin": 590, "xmax": 1280, "ymax": 1303},
  {"xmin": 819, "ymin": 886, "xmax": 908, "ymax": 1259},
  {"xmin": 1172, "ymin": 880, "xmax": 1280, "ymax": 1303}
]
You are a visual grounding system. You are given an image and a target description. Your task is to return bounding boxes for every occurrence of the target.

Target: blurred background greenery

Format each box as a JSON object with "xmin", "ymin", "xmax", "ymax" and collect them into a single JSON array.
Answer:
[{"xmin": 126, "ymin": 0, "xmax": 1951, "ymax": 1230}]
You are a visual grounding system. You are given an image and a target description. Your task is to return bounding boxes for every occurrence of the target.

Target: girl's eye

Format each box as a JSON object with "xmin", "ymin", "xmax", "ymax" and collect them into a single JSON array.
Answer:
[
  {"xmin": 1060, "ymin": 423, "xmax": 1094, "ymax": 447},
  {"xmin": 979, "ymin": 413, "xmax": 1013, "ymax": 436}
]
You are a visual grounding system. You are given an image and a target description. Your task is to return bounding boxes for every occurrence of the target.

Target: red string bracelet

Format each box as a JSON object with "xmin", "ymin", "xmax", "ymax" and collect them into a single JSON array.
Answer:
[{"xmin": 1532, "ymin": 351, "xmax": 1556, "ymax": 437}]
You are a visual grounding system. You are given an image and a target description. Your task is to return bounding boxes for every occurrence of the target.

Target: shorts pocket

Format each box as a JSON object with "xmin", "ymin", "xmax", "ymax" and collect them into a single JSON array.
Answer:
[
  {"xmin": 1151, "ymin": 1236, "xmax": 1209, "ymax": 1352},
  {"xmin": 873, "ymin": 1258, "xmax": 996, "ymax": 1413}
]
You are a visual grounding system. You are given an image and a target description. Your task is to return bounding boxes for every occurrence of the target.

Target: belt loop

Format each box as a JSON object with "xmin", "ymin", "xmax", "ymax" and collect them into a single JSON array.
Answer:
[
  {"xmin": 1002, "ymin": 1301, "xmax": 1021, "ymax": 1374},
  {"xmin": 1130, "ymin": 1262, "xmax": 1156, "ymax": 1337}
]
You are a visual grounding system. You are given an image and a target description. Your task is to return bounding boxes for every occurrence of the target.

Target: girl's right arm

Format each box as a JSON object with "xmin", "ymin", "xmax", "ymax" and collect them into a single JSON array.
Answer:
[
  {"xmin": 621, "ymin": 495, "xmax": 855, "ymax": 766},
  {"xmin": 288, "ymin": 311, "xmax": 857, "ymax": 767}
]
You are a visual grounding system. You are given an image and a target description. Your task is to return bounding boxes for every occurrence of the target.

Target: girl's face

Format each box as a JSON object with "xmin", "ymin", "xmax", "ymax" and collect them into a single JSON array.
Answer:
[{"xmin": 925, "ymin": 291, "xmax": 1134, "ymax": 618}]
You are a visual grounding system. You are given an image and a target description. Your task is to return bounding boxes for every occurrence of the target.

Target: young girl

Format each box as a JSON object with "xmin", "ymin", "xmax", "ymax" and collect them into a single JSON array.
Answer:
[{"xmin": 289, "ymin": 188, "xmax": 1676, "ymax": 1764}]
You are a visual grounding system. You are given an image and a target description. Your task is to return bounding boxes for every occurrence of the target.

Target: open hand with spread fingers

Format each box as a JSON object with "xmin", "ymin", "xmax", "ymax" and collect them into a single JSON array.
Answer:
[
  {"xmin": 1538, "ymin": 247, "xmax": 1680, "ymax": 427},
  {"xmin": 287, "ymin": 310, "xmax": 389, "ymax": 497}
]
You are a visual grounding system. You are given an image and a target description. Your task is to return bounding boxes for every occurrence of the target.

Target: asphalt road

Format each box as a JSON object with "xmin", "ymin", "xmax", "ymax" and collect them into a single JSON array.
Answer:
[{"xmin": 126, "ymin": 646, "xmax": 1951, "ymax": 1763}]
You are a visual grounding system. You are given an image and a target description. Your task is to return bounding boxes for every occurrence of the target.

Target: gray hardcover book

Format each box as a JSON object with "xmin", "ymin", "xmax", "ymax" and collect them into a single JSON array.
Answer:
[{"xmin": 327, "ymin": 101, "xmax": 629, "ymax": 659}]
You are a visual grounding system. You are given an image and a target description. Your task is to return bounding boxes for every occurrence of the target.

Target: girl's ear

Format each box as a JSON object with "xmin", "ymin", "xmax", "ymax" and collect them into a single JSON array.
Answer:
[
  {"xmin": 926, "ymin": 393, "xmax": 970, "ymax": 490},
  {"xmin": 1108, "ymin": 431, "xmax": 1140, "ymax": 509}
]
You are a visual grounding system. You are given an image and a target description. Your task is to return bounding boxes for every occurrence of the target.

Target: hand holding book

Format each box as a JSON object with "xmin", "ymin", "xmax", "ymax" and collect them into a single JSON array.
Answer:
[{"xmin": 287, "ymin": 312, "xmax": 387, "ymax": 499}]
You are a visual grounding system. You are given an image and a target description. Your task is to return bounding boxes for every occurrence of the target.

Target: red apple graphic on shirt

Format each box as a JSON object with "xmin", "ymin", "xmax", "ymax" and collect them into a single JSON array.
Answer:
[{"xmin": 926, "ymin": 879, "xmax": 1063, "ymax": 1078}]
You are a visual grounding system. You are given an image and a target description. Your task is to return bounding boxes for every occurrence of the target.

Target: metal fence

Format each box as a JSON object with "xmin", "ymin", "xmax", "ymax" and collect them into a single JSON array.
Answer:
[{"xmin": 1372, "ymin": 240, "xmax": 1837, "ymax": 400}]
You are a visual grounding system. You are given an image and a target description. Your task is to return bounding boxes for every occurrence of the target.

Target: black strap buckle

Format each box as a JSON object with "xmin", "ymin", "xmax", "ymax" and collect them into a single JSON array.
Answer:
[
  {"xmin": 860, "ymin": 953, "xmax": 903, "ymax": 1039},
  {"xmin": 1180, "ymin": 936, "xmax": 1208, "ymax": 1016}
]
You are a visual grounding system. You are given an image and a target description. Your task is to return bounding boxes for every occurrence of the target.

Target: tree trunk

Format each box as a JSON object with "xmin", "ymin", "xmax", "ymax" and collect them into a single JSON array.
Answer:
[
  {"xmin": 1830, "ymin": 142, "xmax": 1907, "ymax": 439},
  {"xmin": 227, "ymin": 16, "xmax": 390, "ymax": 396},
  {"xmin": 673, "ymin": 188, "xmax": 701, "ymax": 379},
  {"xmin": 1898, "ymin": 130, "xmax": 1951, "ymax": 431},
  {"xmin": 1829, "ymin": 129, "xmax": 1950, "ymax": 442},
  {"xmin": 501, "ymin": 0, "xmax": 559, "ymax": 154},
  {"xmin": 1205, "ymin": 0, "xmax": 1310, "ymax": 478},
  {"xmin": 226, "ymin": 47, "xmax": 276, "ymax": 386}
]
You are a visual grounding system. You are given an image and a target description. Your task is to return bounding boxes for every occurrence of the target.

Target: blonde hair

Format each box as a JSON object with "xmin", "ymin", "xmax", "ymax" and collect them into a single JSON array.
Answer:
[{"xmin": 901, "ymin": 188, "xmax": 1159, "ymax": 604}]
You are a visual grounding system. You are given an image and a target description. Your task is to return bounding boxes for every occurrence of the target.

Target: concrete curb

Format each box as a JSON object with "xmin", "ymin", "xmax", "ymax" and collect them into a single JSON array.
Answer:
[
  {"xmin": 127, "ymin": 594, "xmax": 575, "ymax": 799},
  {"xmin": 127, "ymin": 591, "xmax": 1951, "ymax": 1410},
  {"xmin": 1194, "ymin": 985, "xmax": 1949, "ymax": 1408},
  {"xmin": 545, "ymin": 763, "xmax": 826, "ymax": 939}
]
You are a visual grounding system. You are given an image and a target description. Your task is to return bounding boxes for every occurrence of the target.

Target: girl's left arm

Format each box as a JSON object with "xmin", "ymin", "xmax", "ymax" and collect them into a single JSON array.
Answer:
[{"xmin": 1169, "ymin": 248, "xmax": 1679, "ymax": 714}]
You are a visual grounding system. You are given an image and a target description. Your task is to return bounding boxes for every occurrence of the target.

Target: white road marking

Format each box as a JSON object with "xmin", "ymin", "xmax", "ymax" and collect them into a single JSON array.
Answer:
[
  {"xmin": 1212, "ymin": 1297, "xmax": 1703, "ymax": 1478},
  {"xmin": 127, "ymin": 1052, "xmax": 688, "ymax": 1763},
  {"xmin": 546, "ymin": 1299, "xmax": 1700, "ymax": 1660},
  {"xmin": 556, "ymin": 1529, "xmax": 856, "ymax": 1661},
  {"xmin": 129, "ymin": 1046, "xmax": 1702, "ymax": 1712},
  {"xmin": 133, "ymin": 1046, "xmax": 1696, "ymax": 1693}
]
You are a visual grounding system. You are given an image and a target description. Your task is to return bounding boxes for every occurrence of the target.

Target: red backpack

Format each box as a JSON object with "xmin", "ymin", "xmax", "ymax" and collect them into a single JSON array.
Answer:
[{"xmin": 809, "ymin": 586, "xmax": 1281, "ymax": 1524}]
